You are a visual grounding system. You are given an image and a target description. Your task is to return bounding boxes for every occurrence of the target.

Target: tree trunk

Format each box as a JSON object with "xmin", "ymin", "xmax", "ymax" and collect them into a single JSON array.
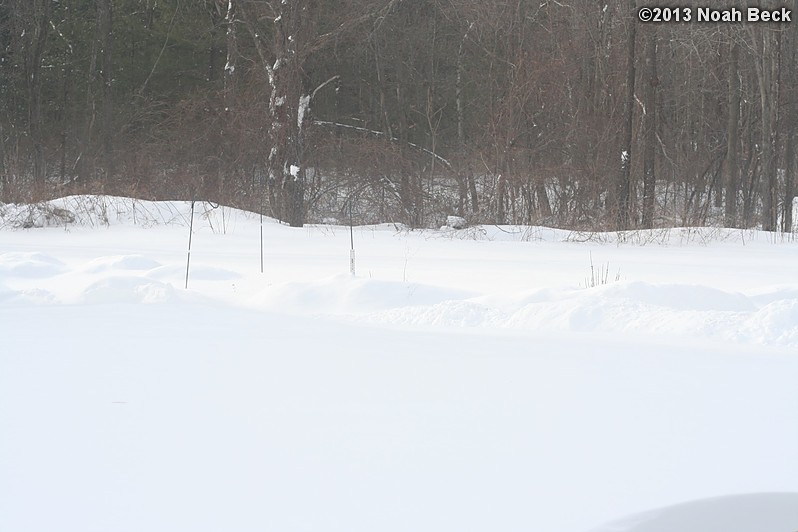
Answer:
[
  {"xmin": 641, "ymin": 26, "xmax": 657, "ymax": 229},
  {"xmin": 785, "ymin": 116, "xmax": 795, "ymax": 232},
  {"xmin": 224, "ymin": 0, "xmax": 237, "ymax": 95},
  {"xmin": 455, "ymin": 22, "xmax": 474, "ymax": 216},
  {"xmin": 496, "ymin": 173, "xmax": 506, "ymax": 225},
  {"xmin": 724, "ymin": 37, "xmax": 740, "ymax": 228},
  {"xmin": 617, "ymin": 0, "xmax": 636, "ymax": 230},
  {"xmin": 77, "ymin": 2, "xmax": 99, "ymax": 183},
  {"xmin": 784, "ymin": 0, "xmax": 797, "ymax": 232},
  {"xmin": 28, "ymin": 0, "xmax": 52, "ymax": 185},
  {"xmin": 237, "ymin": 0, "xmax": 309, "ymax": 226},
  {"xmin": 372, "ymin": 36, "xmax": 394, "ymax": 139},
  {"xmin": 536, "ymin": 182, "xmax": 552, "ymax": 219},
  {"xmin": 60, "ymin": 61, "xmax": 70, "ymax": 183},
  {"xmin": 752, "ymin": 26, "xmax": 779, "ymax": 231},
  {"xmin": 268, "ymin": 59, "xmax": 307, "ymax": 227},
  {"xmin": 98, "ymin": 0, "xmax": 114, "ymax": 180},
  {"xmin": 467, "ymin": 166, "xmax": 479, "ymax": 214}
]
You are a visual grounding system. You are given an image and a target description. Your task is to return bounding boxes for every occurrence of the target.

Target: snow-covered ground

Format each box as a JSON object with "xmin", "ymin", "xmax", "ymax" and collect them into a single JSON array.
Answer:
[
  {"xmin": 588, "ymin": 492, "xmax": 798, "ymax": 532},
  {"xmin": 1, "ymin": 196, "xmax": 797, "ymax": 532}
]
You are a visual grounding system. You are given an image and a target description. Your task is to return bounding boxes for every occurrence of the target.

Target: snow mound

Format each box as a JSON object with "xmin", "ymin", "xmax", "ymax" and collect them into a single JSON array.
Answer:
[
  {"xmin": 743, "ymin": 299, "xmax": 798, "ymax": 347},
  {"xmin": 82, "ymin": 254, "xmax": 162, "ymax": 273},
  {"xmin": 0, "ymin": 252, "xmax": 66, "ymax": 277},
  {"xmin": 0, "ymin": 287, "xmax": 57, "ymax": 305},
  {"xmin": 81, "ymin": 276, "xmax": 178, "ymax": 304},
  {"xmin": 256, "ymin": 274, "xmax": 477, "ymax": 315},
  {"xmin": 367, "ymin": 299, "xmax": 503, "ymax": 328},
  {"xmin": 362, "ymin": 281, "xmax": 798, "ymax": 347},
  {"xmin": 147, "ymin": 264, "xmax": 240, "ymax": 282},
  {"xmin": 750, "ymin": 285, "xmax": 798, "ymax": 306},
  {"xmin": 595, "ymin": 282, "xmax": 755, "ymax": 312},
  {"xmin": 586, "ymin": 492, "xmax": 798, "ymax": 532}
]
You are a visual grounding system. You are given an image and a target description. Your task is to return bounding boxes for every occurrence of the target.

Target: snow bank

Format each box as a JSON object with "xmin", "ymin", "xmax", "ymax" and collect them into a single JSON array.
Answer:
[
  {"xmin": 0, "ymin": 195, "xmax": 265, "ymax": 229},
  {"xmin": 357, "ymin": 281, "xmax": 796, "ymax": 348},
  {"xmin": 588, "ymin": 492, "xmax": 798, "ymax": 532}
]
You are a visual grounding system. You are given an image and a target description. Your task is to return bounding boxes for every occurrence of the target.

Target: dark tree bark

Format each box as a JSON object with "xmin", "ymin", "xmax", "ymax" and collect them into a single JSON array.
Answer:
[
  {"xmin": 454, "ymin": 22, "xmax": 474, "ymax": 216},
  {"xmin": 785, "ymin": 106, "xmax": 796, "ymax": 232},
  {"xmin": 784, "ymin": 0, "xmax": 797, "ymax": 232},
  {"xmin": 641, "ymin": 26, "xmax": 657, "ymax": 229},
  {"xmin": 724, "ymin": 36, "xmax": 740, "ymax": 228},
  {"xmin": 751, "ymin": 25, "xmax": 779, "ymax": 231},
  {"xmin": 60, "ymin": 61, "xmax": 70, "ymax": 183},
  {"xmin": 617, "ymin": 0, "xmax": 636, "ymax": 230},
  {"xmin": 27, "ymin": 0, "xmax": 52, "ymax": 184},
  {"xmin": 98, "ymin": 0, "xmax": 114, "ymax": 179},
  {"xmin": 78, "ymin": 0, "xmax": 100, "ymax": 183}
]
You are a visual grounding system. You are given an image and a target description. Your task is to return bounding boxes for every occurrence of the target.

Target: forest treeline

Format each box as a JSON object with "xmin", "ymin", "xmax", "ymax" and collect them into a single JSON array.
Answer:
[{"xmin": 1, "ymin": 0, "xmax": 796, "ymax": 230}]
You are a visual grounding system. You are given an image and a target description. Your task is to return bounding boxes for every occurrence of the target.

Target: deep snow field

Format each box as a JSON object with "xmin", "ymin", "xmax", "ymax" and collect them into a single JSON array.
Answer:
[{"xmin": 1, "ymin": 196, "xmax": 797, "ymax": 532}]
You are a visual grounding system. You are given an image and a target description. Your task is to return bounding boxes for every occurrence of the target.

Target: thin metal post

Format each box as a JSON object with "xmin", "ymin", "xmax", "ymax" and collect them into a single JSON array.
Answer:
[
  {"xmin": 185, "ymin": 200, "xmax": 195, "ymax": 289},
  {"xmin": 260, "ymin": 203, "xmax": 264, "ymax": 274},
  {"xmin": 349, "ymin": 198, "xmax": 355, "ymax": 276}
]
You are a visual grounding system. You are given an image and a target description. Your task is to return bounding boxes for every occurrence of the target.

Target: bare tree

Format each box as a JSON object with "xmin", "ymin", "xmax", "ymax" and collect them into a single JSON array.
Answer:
[{"xmin": 236, "ymin": 0, "xmax": 401, "ymax": 227}]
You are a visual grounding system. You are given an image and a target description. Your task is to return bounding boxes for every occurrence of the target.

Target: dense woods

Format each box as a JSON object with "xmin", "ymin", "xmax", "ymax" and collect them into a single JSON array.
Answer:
[{"xmin": 1, "ymin": 0, "xmax": 796, "ymax": 230}]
